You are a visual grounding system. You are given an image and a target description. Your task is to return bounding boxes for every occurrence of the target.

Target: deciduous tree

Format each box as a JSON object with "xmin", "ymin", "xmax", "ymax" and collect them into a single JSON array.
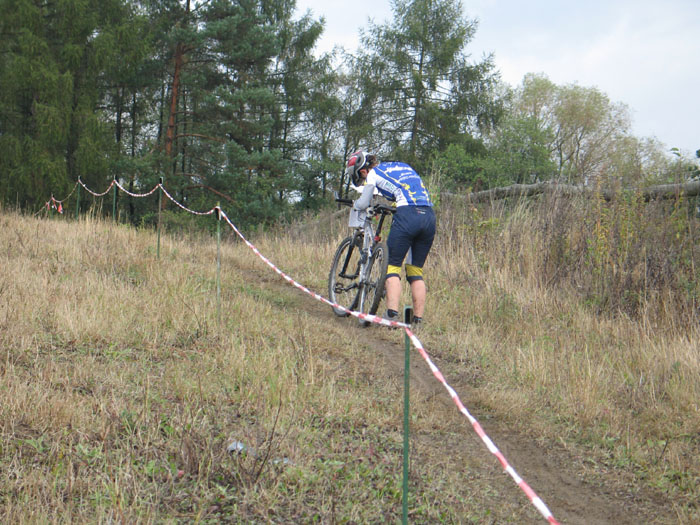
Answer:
[{"xmin": 349, "ymin": 0, "xmax": 502, "ymax": 173}]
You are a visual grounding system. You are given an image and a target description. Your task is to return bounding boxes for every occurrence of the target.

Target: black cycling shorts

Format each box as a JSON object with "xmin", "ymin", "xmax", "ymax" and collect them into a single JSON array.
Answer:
[{"xmin": 386, "ymin": 206, "xmax": 436, "ymax": 282}]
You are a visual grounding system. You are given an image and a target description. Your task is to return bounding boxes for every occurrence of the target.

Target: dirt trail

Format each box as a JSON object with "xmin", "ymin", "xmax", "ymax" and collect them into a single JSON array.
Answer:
[{"xmin": 244, "ymin": 264, "xmax": 675, "ymax": 524}]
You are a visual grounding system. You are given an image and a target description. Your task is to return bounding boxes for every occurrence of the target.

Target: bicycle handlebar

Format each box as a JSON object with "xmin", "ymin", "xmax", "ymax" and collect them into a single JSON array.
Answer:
[
  {"xmin": 370, "ymin": 204, "xmax": 396, "ymax": 215},
  {"xmin": 334, "ymin": 196, "xmax": 395, "ymax": 216},
  {"xmin": 335, "ymin": 197, "xmax": 354, "ymax": 206}
]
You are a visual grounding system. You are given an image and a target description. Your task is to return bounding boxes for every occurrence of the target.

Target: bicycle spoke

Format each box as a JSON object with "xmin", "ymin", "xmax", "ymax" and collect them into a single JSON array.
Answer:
[{"xmin": 328, "ymin": 236, "xmax": 363, "ymax": 316}]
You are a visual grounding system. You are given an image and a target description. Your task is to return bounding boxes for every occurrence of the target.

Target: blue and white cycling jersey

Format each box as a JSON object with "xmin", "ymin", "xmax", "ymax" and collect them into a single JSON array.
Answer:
[
  {"xmin": 351, "ymin": 160, "xmax": 436, "ymax": 280},
  {"xmin": 365, "ymin": 162, "xmax": 432, "ymax": 207}
]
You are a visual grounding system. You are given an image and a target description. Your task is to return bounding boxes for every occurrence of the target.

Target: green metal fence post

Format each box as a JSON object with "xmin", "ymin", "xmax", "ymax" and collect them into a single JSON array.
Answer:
[
  {"xmin": 157, "ymin": 177, "xmax": 163, "ymax": 260},
  {"xmin": 75, "ymin": 182, "xmax": 81, "ymax": 220},
  {"xmin": 112, "ymin": 177, "xmax": 117, "ymax": 221},
  {"xmin": 402, "ymin": 306, "xmax": 413, "ymax": 525},
  {"xmin": 216, "ymin": 203, "xmax": 222, "ymax": 325}
]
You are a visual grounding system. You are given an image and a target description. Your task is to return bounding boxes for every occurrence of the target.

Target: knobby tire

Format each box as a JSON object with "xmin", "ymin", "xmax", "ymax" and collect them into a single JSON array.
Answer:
[
  {"xmin": 328, "ymin": 235, "xmax": 362, "ymax": 316},
  {"xmin": 358, "ymin": 242, "xmax": 389, "ymax": 326}
]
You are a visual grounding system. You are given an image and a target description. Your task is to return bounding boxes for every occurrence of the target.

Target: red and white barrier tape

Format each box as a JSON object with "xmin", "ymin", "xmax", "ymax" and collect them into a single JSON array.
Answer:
[
  {"xmin": 38, "ymin": 179, "xmax": 559, "ymax": 523},
  {"xmin": 113, "ymin": 179, "xmax": 160, "ymax": 198},
  {"xmin": 160, "ymin": 185, "xmax": 217, "ymax": 216},
  {"xmin": 44, "ymin": 179, "xmax": 158, "ymax": 212},
  {"xmin": 406, "ymin": 330, "xmax": 559, "ymax": 524},
  {"xmin": 45, "ymin": 196, "xmax": 65, "ymax": 214},
  {"xmin": 42, "ymin": 182, "xmax": 80, "ymax": 214},
  {"xmin": 217, "ymin": 207, "xmax": 559, "ymax": 524},
  {"xmin": 217, "ymin": 209, "xmax": 407, "ymax": 329},
  {"xmin": 79, "ymin": 178, "xmax": 115, "ymax": 197},
  {"xmin": 75, "ymin": 177, "xmax": 216, "ymax": 216}
]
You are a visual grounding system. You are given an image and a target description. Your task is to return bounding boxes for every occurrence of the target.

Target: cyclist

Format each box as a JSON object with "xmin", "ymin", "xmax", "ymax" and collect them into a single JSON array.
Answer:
[{"xmin": 345, "ymin": 151, "xmax": 436, "ymax": 327}]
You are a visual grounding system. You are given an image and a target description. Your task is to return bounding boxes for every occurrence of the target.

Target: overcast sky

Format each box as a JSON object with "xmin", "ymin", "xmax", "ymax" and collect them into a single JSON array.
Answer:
[{"xmin": 294, "ymin": 0, "xmax": 700, "ymax": 156}]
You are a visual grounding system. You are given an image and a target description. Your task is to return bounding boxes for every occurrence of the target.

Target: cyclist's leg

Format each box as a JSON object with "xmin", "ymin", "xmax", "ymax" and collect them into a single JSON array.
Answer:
[
  {"xmin": 386, "ymin": 208, "xmax": 412, "ymax": 276},
  {"xmin": 404, "ymin": 207, "xmax": 436, "ymax": 318},
  {"xmin": 409, "ymin": 279, "xmax": 426, "ymax": 317},
  {"xmin": 385, "ymin": 207, "xmax": 414, "ymax": 314},
  {"xmin": 384, "ymin": 275, "xmax": 401, "ymax": 312}
]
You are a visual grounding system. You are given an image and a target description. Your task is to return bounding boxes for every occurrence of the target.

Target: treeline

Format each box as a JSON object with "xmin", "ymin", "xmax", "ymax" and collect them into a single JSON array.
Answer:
[{"xmin": 1, "ymin": 0, "xmax": 698, "ymax": 228}]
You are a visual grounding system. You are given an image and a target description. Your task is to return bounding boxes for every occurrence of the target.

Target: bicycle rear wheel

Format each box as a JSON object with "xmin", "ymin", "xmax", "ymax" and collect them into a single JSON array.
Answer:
[
  {"xmin": 328, "ymin": 235, "xmax": 362, "ymax": 316},
  {"xmin": 358, "ymin": 241, "xmax": 389, "ymax": 326}
]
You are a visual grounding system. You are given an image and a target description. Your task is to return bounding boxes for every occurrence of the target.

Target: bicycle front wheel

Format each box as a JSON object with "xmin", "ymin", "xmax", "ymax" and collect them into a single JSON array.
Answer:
[
  {"xmin": 358, "ymin": 241, "xmax": 389, "ymax": 326},
  {"xmin": 328, "ymin": 235, "xmax": 362, "ymax": 316}
]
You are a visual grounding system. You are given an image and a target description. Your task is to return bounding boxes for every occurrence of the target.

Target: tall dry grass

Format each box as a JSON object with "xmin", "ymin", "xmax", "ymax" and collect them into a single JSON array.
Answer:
[
  {"xmin": 2, "ymin": 188, "xmax": 699, "ymax": 521},
  {"xmin": 1, "ymin": 208, "xmax": 544, "ymax": 523},
  {"xmin": 426, "ymin": 190, "xmax": 700, "ymax": 514},
  {"xmin": 273, "ymin": 189, "xmax": 700, "ymax": 517}
]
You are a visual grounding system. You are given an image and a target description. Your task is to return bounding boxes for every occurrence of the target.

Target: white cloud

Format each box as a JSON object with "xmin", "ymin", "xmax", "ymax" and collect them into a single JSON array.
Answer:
[
  {"xmin": 468, "ymin": 1, "xmax": 700, "ymax": 153},
  {"xmin": 296, "ymin": 0, "xmax": 700, "ymax": 154}
]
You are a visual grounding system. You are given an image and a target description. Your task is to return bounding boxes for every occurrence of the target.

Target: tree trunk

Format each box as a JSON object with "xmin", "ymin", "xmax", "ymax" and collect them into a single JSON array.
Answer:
[
  {"xmin": 115, "ymin": 87, "xmax": 123, "ymax": 146},
  {"xmin": 445, "ymin": 179, "xmax": 700, "ymax": 203},
  {"xmin": 128, "ymin": 91, "xmax": 137, "ymax": 223},
  {"xmin": 162, "ymin": 0, "xmax": 191, "ymax": 209},
  {"xmin": 165, "ymin": 42, "xmax": 185, "ymax": 162}
]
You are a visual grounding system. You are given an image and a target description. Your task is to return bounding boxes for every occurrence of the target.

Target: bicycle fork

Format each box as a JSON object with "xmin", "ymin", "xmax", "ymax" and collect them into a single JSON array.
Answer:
[{"xmin": 356, "ymin": 239, "xmax": 374, "ymax": 319}]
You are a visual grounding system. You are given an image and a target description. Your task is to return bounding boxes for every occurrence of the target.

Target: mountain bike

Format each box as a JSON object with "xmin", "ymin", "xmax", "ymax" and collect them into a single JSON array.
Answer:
[{"xmin": 328, "ymin": 195, "xmax": 395, "ymax": 326}]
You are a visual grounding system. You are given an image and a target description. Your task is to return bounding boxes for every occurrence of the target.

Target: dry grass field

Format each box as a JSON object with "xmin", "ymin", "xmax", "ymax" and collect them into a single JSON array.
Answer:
[{"xmin": 1, "ymin": 192, "xmax": 698, "ymax": 523}]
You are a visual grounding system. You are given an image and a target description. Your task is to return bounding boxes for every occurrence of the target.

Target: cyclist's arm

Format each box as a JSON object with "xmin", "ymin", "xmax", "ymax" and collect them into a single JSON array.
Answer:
[{"xmin": 353, "ymin": 183, "xmax": 375, "ymax": 211}]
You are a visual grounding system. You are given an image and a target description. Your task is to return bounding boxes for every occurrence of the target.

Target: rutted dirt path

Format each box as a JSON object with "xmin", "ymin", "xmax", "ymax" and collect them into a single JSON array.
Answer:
[{"xmin": 240, "ymin": 261, "xmax": 675, "ymax": 524}]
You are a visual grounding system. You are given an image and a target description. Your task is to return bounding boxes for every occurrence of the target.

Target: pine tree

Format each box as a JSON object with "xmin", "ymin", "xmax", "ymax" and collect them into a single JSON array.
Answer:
[
  {"xmin": 349, "ymin": 0, "xmax": 502, "ymax": 174},
  {"xmin": 0, "ymin": 0, "xmax": 139, "ymax": 210}
]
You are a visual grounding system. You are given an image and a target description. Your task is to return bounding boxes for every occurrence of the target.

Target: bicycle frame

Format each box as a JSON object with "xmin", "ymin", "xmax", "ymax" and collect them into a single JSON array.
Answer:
[
  {"xmin": 337, "ymin": 201, "xmax": 391, "ymax": 282},
  {"xmin": 330, "ymin": 195, "xmax": 394, "ymax": 320}
]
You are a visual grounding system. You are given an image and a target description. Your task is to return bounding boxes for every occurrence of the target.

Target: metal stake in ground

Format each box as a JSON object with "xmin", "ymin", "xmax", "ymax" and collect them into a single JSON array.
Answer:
[
  {"xmin": 75, "ymin": 183, "xmax": 81, "ymax": 220},
  {"xmin": 216, "ymin": 204, "xmax": 222, "ymax": 324},
  {"xmin": 157, "ymin": 177, "xmax": 163, "ymax": 260},
  {"xmin": 403, "ymin": 305, "xmax": 413, "ymax": 524},
  {"xmin": 112, "ymin": 177, "xmax": 117, "ymax": 221}
]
